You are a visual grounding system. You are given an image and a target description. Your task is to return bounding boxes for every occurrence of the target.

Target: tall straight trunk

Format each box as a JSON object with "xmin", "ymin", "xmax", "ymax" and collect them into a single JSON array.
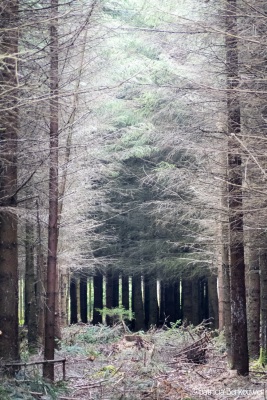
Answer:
[
  {"xmin": 144, "ymin": 275, "xmax": 150, "ymax": 328},
  {"xmin": 121, "ymin": 274, "xmax": 129, "ymax": 310},
  {"xmin": 0, "ymin": 0, "xmax": 19, "ymax": 363},
  {"xmin": 199, "ymin": 278, "xmax": 209, "ymax": 321},
  {"xmin": 226, "ymin": 0, "xmax": 249, "ymax": 375},
  {"xmin": 36, "ymin": 200, "xmax": 46, "ymax": 341},
  {"xmin": 260, "ymin": 251, "xmax": 267, "ymax": 364},
  {"xmin": 217, "ymin": 223, "xmax": 224, "ymax": 331},
  {"xmin": 174, "ymin": 281, "xmax": 181, "ymax": 322},
  {"xmin": 222, "ymin": 247, "xmax": 231, "ymax": 355},
  {"xmin": 247, "ymin": 248, "xmax": 260, "ymax": 359},
  {"xmin": 70, "ymin": 277, "xmax": 78, "ymax": 324},
  {"xmin": 80, "ymin": 275, "xmax": 88, "ymax": 323},
  {"xmin": 159, "ymin": 280, "xmax": 165, "ymax": 323},
  {"xmin": 60, "ymin": 269, "xmax": 69, "ymax": 327},
  {"xmin": 148, "ymin": 277, "xmax": 158, "ymax": 328},
  {"xmin": 25, "ymin": 215, "xmax": 38, "ymax": 350},
  {"xmin": 88, "ymin": 277, "xmax": 92, "ymax": 321},
  {"xmin": 182, "ymin": 279, "xmax": 193, "ymax": 324},
  {"xmin": 106, "ymin": 268, "xmax": 113, "ymax": 326},
  {"xmin": 208, "ymin": 275, "xmax": 219, "ymax": 329},
  {"xmin": 165, "ymin": 281, "xmax": 176, "ymax": 325},
  {"xmin": 44, "ymin": 0, "xmax": 59, "ymax": 381},
  {"xmin": 132, "ymin": 273, "xmax": 145, "ymax": 331},
  {"xmin": 191, "ymin": 278, "xmax": 200, "ymax": 326},
  {"xmin": 92, "ymin": 272, "xmax": 103, "ymax": 324},
  {"xmin": 112, "ymin": 270, "xmax": 119, "ymax": 307},
  {"xmin": 217, "ymin": 171, "xmax": 232, "ymax": 354}
]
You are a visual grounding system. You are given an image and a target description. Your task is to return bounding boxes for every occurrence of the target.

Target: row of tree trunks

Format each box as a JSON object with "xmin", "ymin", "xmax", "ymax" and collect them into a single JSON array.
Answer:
[{"xmin": 69, "ymin": 272, "xmax": 215, "ymax": 330}]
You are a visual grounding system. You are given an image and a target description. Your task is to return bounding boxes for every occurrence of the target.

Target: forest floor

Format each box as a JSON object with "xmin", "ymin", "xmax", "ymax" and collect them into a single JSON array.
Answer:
[{"xmin": 0, "ymin": 323, "xmax": 267, "ymax": 399}]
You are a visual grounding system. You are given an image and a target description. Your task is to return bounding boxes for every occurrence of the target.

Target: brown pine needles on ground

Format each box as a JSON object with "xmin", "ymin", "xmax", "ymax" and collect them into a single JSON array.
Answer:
[{"xmin": 0, "ymin": 323, "xmax": 266, "ymax": 399}]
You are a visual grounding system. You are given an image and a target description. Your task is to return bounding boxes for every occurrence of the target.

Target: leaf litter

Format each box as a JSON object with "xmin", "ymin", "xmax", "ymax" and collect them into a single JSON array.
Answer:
[{"xmin": 0, "ymin": 322, "xmax": 266, "ymax": 399}]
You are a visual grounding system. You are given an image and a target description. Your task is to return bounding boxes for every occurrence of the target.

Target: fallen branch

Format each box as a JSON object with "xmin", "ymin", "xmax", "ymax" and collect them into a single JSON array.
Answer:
[{"xmin": 3, "ymin": 358, "xmax": 66, "ymax": 380}]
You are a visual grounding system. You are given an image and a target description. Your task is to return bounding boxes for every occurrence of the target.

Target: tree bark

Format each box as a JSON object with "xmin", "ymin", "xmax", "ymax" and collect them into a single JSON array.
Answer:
[
  {"xmin": 70, "ymin": 277, "xmax": 78, "ymax": 324},
  {"xmin": 159, "ymin": 280, "xmax": 165, "ymax": 324},
  {"xmin": 260, "ymin": 251, "xmax": 267, "ymax": 364},
  {"xmin": 44, "ymin": 0, "xmax": 59, "ymax": 381},
  {"xmin": 148, "ymin": 276, "xmax": 159, "ymax": 327},
  {"xmin": 80, "ymin": 275, "xmax": 88, "ymax": 323},
  {"xmin": 92, "ymin": 272, "xmax": 103, "ymax": 324},
  {"xmin": 0, "ymin": 0, "xmax": 19, "ymax": 363},
  {"xmin": 182, "ymin": 279, "xmax": 193, "ymax": 324},
  {"xmin": 112, "ymin": 270, "xmax": 119, "ymax": 308},
  {"xmin": 132, "ymin": 273, "xmax": 145, "ymax": 331},
  {"xmin": 226, "ymin": 0, "xmax": 249, "ymax": 375},
  {"xmin": 165, "ymin": 281, "xmax": 176, "ymax": 325},
  {"xmin": 36, "ymin": 200, "xmax": 46, "ymax": 342},
  {"xmin": 174, "ymin": 281, "xmax": 181, "ymax": 322},
  {"xmin": 247, "ymin": 248, "xmax": 260, "ymax": 359},
  {"xmin": 208, "ymin": 275, "xmax": 219, "ymax": 329},
  {"xmin": 106, "ymin": 267, "xmax": 113, "ymax": 325},
  {"xmin": 144, "ymin": 274, "xmax": 158, "ymax": 328},
  {"xmin": 121, "ymin": 274, "xmax": 129, "ymax": 310},
  {"xmin": 192, "ymin": 278, "xmax": 200, "ymax": 326},
  {"xmin": 60, "ymin": 269, "xmax": 69, "ymax": 327},
  {"xmin": 25, "ymin": 214, "xmax": 38, "ymax": 351}
]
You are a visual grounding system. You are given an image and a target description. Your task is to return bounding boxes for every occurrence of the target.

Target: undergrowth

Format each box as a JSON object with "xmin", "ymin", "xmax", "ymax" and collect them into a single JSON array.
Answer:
[{"xmin": 2, "ymin": 322, "xmax": 262, "ymax": 400}]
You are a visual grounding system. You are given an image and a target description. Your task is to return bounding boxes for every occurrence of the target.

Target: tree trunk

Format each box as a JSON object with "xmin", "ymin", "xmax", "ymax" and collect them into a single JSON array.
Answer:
[
  {"xmin": 208, "ymin": 275, "xmax": 219, "ymax": 329},
  {"xmin": 0, "ymin": 0, "xmax": 19, "ymax": 364},
  {"xmin": 36, "ymin": 200, "xmax": 46, "ymax": 342},
  {"xmin": 148, "ymin": 276, "xmax": 158, "ymax": 328},
  {"xmin": 112, "ymin": 270, "xmax": 119, "ymax": 308},
  {"xmin": 226, "ymin": 0, "xmax": 249, "ymax": 375},
  {"xmin": 121, "ymin": 274, "xmax": 129, "ymax": 310},
  {"xmin": 192, "ymin": 278, "xmax": 200, "ymax": 326},
  {"xmin": 222, "ymin": 246, "xmax": 231, "ymax": 356},
  {"xmin": 70, "ymin": 277, "xmax": 78, "ymax": 324},
  {"xmin": 182, "ymin": 279, "xmax": 193, "ymax": 324},
  {"xmin": 220, "ymin": 176, "xmax": 232, "ymax": 355},
  {"xmin": 159, "ymin": 280, "xmax": 165, "ymax": 324},
  {"xmin": 25, "ymin": 216, "xmax": 38, "ymax": 351},
  {"xmin": 174, "ymin": 281, "xmax": 181, "ymax": 322},
  {"xmin": 247, "ymin": 248, "xmax": 260, "ymax": 359},
  {"xmin": 132, "ymin": 273, "xmax": 145, "ymax": 331},
  {"xmin": 92, "ymin": 272, "xmax": 103, "ymax": 324},
  {"xmin": 106, "ymin": 268, "xmax": 113, "ymax": 325},
  {"xmin": 60, "ymin": 269, "xmax": 69, "ymax": 327},
  {"xmin": 44, "ymin": 0, "xmax": 59, "ymax": 381},
  {"xmin": 80, "ymin": 275, "xmax": 88, "ymax": 323},
  {"xmin": 165, "ymin": 281, "xmax": 176, "ymax": 325},
  {"xmin": 144, "ymin": 275, "xmax": 150, "ymax": 328},
  {"xmin": 260, "ymin": 251, "xmax": 267, "ymax": 364},
  {"xmin": 199, "ymin": 278, "xmax": 209, "ymax": 321}
]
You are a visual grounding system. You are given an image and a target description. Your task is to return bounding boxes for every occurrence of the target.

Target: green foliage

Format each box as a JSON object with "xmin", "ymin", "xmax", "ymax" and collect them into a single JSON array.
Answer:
[
  {"xmin": 61, "ymin": 343, "xmax": 86, "ymax": 355},
  {"xmin": 138, "ymin": 92, "xmax": 164, "ymax": 117},
  {"xmin": 0, "ymin": 376, "xmax": 68, "ymax": 400},
  {"xmin": 125, "ymin": 39, "xmax": 160, "ymax": 60},
  {"xmin": 258, "ymin": 348, "xmax": 267, "ymax": 367},
  {"xmin": 94, "ymin": 364, "xmax": 118, "ymax": 378},
  {"xmin": 78, "ymin": 324, "xmax": 124, "ymax": 344},
  {"xmin": 155, "ymin": 161, "xmax": 176, "ymax": 171},
  {"xmin": 0, "ymin": 385, "xmax": 11, "ymax": 400},
  {"xmin": 97, "ymin": 306, "xmax": 134, "ymax": 322},
  {"xmin": 168, "ymin": 320, "xmax": 182, "ymax": 330}
]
